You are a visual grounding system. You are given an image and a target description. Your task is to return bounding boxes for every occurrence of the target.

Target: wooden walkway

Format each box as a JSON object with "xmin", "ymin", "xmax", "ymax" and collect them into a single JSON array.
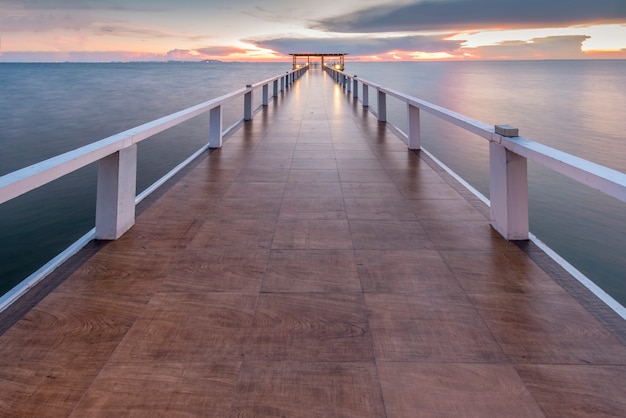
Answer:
[{"xmin": 1, "ymin": 69, "xmax": 625, "ymax": 417}]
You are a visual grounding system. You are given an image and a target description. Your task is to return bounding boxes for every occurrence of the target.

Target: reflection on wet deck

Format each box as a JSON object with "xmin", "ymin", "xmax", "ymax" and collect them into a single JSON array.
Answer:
[{"xmin": 1, "ymin": 70, "xmax": 625, "ymax": 417}]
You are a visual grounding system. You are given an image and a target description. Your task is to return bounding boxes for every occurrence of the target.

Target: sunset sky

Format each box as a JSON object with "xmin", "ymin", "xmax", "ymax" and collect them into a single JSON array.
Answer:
[{"xmin": 1, "ymin": 0, "xmax": 625, "ymax": 62}]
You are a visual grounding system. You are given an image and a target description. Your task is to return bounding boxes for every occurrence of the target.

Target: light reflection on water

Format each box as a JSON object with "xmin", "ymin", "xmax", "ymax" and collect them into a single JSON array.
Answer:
[{"xmin": 348, "ymin": 60, "xmax": 626, "ymax": 305}]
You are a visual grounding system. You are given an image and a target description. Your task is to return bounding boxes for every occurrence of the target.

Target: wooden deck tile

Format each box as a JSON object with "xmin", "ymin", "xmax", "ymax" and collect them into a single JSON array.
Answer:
[
  {"xmin": 111, "ymin": 292, "xmax": 257, "ymax": 362},
  {"xmin": 70, "ymin": 362, "xmax": 240, "ymax": 417},
  {"xmin": 515, "ymin": 365, "xmax": 626, "ymax": 417},
  {"xmin": 356, "ymin": 249, "xmax": 463, "ymax": 294},
  {"xmin": 0, "ymin": 362, "xmax": 102, "ymax": 417},
  {"xmin": 441, "ymin": 250, "xmax": 569, "ymax": 296},
  {"xmin": 246, "ymin": 293, "xmax": 373, "ymax": 362},
  {"xmin": 472, "ymin": 293, "xmax": 626, "ymax": 364},
  {"xmin": 162, "ymin": 248, "xmax": 268, "ymax": 293},
  {"xmin": 349, "ymin": 219, "xmax": 435, "ymax": 250},
  {"xmin": 272, "ymin": 219, "xmax": 353, "ymax": 250},
  {"xmin": 366, "ymin": 293, "xmax": 506, "ymax": 363},
  {"xmin": 263, "ymin": 249, "xmax": 360, "ymax": 292},
  {"xmin": 1, "ymin": 69, "xmax": 625, "ymax": 416},
  {"xmin": 378, "ymin": 362, "xmax": 544, "ymax": 417},
  {"xmin": 231, "ymin": 362, "xmax": 385, "ymax": 417}
]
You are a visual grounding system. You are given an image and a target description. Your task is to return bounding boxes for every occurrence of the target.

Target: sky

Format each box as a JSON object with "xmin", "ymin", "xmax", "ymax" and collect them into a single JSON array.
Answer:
[{"xmin": 1, "ymin": 0, "xmax": 625, "ymax": 62}]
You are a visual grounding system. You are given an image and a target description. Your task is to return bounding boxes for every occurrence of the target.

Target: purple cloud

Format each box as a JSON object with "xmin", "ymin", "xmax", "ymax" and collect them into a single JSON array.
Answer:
[{"xmin": 246, "ymin": 35, "xmax": 464, "ymax": 56}]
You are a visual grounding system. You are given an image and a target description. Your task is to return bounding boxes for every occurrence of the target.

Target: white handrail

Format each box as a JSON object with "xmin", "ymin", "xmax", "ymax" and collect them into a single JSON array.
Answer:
[{"xmin": 327, "ymin": 67, "xmax": 626, "ymax": 238}]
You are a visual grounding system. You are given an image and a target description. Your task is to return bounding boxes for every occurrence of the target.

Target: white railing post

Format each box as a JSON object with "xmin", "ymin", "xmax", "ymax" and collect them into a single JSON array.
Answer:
[
  {"xmin": 244, "ymin": 84, "xmax": 253, "ymax": 121},
  {"xmin": 490, "ymin": 125, "xmax": 529, "ymax": 240},
  {"xmin": 353, "ymin": 77, "xmax": 358, "ymax": 98},
  {"xmin": 95, "ymin": 145, "xmax": 137, "ymax": 240},
  {"xmin": 262, "ymin": 84, "xmax": 269, "ymax": 106},
  {"xmin": 347, "ymin": 76, "xmax": 352, "ymax": 93},
  {"xmin": 273, "ymin": 79, "xmax": 279, "ymax": 97},
  {"xmin": 280, "ymin": 75, "xmax": 285, "ymax": 91},
  {"xmin": 209, "ymin": 105, "xmax": 222, "ymax": 148},
  {"xmin": 363, "ymin": 84, "xmax": 369, "ymax": 107},
  {"xmin": 378, "ymin": 90, "xmax": 387, "ymax": 122},
  {"xmin": 408, "ymin": 104, "xmax": 421, "ymax": 150}
]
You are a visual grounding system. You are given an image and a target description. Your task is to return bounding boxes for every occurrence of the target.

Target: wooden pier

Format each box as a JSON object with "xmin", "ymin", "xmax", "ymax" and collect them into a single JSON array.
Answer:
[{"xmin": 1, "ymin": 69, "xmax": 625, "ymax": 416}]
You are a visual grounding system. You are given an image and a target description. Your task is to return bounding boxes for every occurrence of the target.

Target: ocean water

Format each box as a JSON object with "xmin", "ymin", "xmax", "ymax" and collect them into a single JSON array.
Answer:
[{"xmin": 1, "ymin": 61, "xmax": 625, "ymax": 306}]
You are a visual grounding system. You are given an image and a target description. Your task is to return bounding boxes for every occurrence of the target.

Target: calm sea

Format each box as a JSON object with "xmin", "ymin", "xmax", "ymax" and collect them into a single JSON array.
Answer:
[{"xmin": 1, "ymin": 61, "xmax": 625, "ymax": 306}]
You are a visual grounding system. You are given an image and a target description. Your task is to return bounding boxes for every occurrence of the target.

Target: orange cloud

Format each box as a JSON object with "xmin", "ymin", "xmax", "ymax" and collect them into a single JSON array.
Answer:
[{"xmin": 584, "ymin": 49, "xmax": 626, "ymax": 59}]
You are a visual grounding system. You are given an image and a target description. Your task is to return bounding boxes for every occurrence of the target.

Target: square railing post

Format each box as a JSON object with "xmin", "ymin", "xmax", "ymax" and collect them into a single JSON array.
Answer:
[
  {"xmin": 408, "ymin": 104, "xmax": 421, "ymax": 150},
  {"xmin": 244, "ymin": 85, "xmax": 253, "ymax": 121},
  {"xmin": 262, "ymin": 84, "xmax": 269, "ymax": 106},
  {"xmin": 353, "ymin": 77, "xmax": 358, "ymax": 98},
  {"xmin": 347, "ymin": 76, "xmax": 351, "ymax": 93},
  {"xmin": 489, "ymin": 125, "xmax": 529, "ymax": 240},
  {"xmin": 280, "ymin": 76, "xmax": 285, "ymax": 91},
  {"xmin": 95, "ymin": 145, "xmax": 137, "ymax": 240},
  {"xmin": 209, "ymin": 105, "xmax": 223, "ymax": 148},
  {"xmin": 363, "ymin": 85, "xmax": 369, "ymax": 107},
  {"xmin": 273, "ymin": 79, "xmax": 279, "ymax": 97},
  {"xmin": 377, "ymin": 90, "xmax": 387, "ymax": 122}
]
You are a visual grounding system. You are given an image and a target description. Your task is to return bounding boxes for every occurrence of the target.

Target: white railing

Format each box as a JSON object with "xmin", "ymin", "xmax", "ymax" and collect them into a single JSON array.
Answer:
[
  {"xmin": 326, "ymin": 66, "xmax": 626, "ymax": 241},
  {"xmin": 0, "ymin": 66, "xmax": 307, "ymax": 312}
]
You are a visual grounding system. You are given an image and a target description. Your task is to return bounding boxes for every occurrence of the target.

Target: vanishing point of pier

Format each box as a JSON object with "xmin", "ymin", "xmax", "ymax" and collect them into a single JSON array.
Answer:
[{"xmin": 1, "ymin": 66, "xmax": 625, "ymax": 416}]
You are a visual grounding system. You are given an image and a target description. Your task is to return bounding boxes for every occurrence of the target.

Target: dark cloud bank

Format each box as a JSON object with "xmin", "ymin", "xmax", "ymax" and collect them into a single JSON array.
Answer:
[
  {"xmin": 247, "ymin": 35, "xmax": 463, "ymax": 56},
  {"xmin": 313, "ymin": 0, "xmax": 626, "ymax": 33}
]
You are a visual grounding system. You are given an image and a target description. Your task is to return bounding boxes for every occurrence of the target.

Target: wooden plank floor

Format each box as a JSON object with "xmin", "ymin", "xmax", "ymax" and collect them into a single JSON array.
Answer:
[{"xmin": 1, "ymin": 69, "xmax": 626, "ymax": 417}]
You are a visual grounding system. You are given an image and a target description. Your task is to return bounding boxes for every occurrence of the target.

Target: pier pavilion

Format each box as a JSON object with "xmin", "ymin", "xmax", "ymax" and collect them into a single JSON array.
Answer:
[
  {"xmin": 0, "ymin": 65, "xmax": 625, "ymax": 416},
  {"xmin": 290, "ymin": 52, "xmax": 347, "ymax": 70}
]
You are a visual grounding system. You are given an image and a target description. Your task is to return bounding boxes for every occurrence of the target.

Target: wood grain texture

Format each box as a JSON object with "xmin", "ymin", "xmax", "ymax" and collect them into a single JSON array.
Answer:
[
  {"xmin": 378, "ymin": 362, "xmax": 544, "ymax": 417},
  {"xmin": 111, "ymin": 292, "xmax": 257, "ymax": 362},
  {"xmin": 231, "ymin": 362, "xmax": 385, "ymax": 417},
  {"xmin": 366, "ymin": 293, "xmax": 506, "ymax": 362},
  {"xmin": 272, "ymin": 219, "xmax": 353, "ymax": 250},
  {"xmin": 356, "ymin": 249, "xmax": 463, "ymax": 294},
  {"xmin": 0, "ymin": 292, "xmax": 143, "ymax": 364},
  {"xmin": 263, "ymin": 249, "xmax": 360, "ymax": 292},
  {"xmin": 70, "ymin": 362, "xmax": 240, "ymax": 417},
  {"xmin": 349, "ymin": 220, "xmax": 435, "ymax": 250},
  {"xmin": 516, "ymin": 364, "xmax": 626, "ymax": 417},
  {"xmin": 471, "ymin": 293, "xmax": 626, "ymax": 364},
  {"xmin": 246, "ymin": 293, "xmax": 373, "ymax": 362}
]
